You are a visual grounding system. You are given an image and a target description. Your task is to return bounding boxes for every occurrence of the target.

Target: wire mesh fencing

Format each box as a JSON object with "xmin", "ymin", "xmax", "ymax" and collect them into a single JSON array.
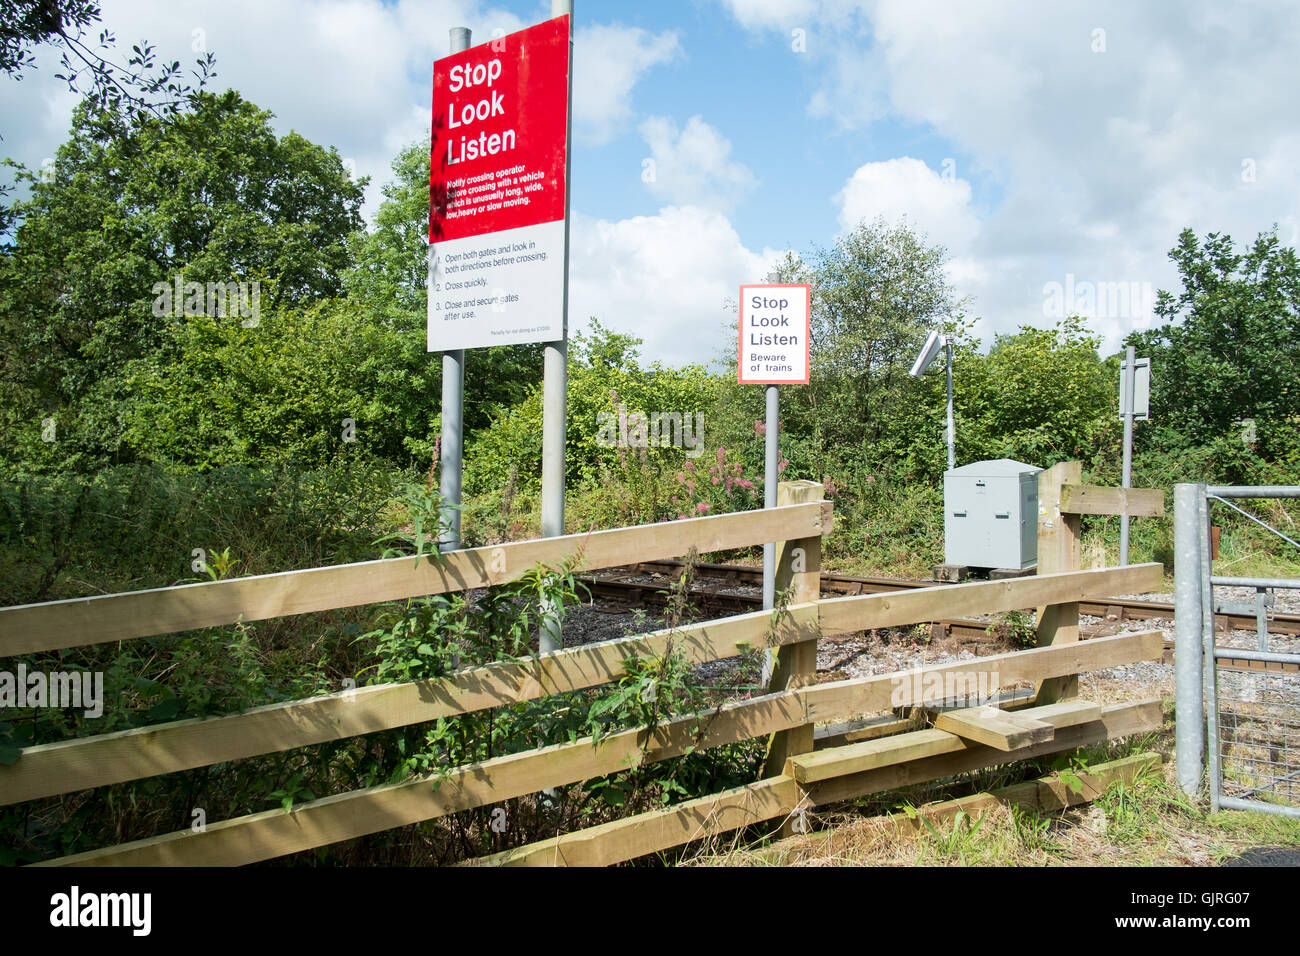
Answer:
[{"xmin": 1216, "ymin": 665, "xmax": 1300, "ymax": 811}]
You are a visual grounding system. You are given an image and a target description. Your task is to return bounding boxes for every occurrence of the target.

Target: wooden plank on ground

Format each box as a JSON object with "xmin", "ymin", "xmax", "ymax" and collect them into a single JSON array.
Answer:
[
  {"xmin": 817, "ymin": 563, "xmax": 1161, "ymax": 638},
  {"xmin": 807, "ymin": 699, "xmax": 1162, "ymax": 807},
  {"xmin": 0, "ymin": 501, "xmax": 828, "ymax": 656},
  {"xmin": 0, "ymin": 604, "xmax": 818, "ymax": 806},
  {"xmin": 787, "ymin": 729, "xmax": 965, "ymax": 784},
  {"xmin": 991, "ymin": 751, "xmax": 1162, "ymax": 810},
  {"xmin": 753, "ymin": 751, "xmax": 1162, "ymax": 863},
  {"xmin": 1060, "ymin": 484, "xmax": 1164, "ymax": 518},
  {"xmin": 932, "ymin": 706, "xmax": 1054, "ymax": 751}
]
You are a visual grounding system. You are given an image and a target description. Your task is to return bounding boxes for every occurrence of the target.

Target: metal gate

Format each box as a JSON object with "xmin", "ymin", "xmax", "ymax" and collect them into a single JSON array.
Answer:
[{"xmin": 1175, "ymin": 484, "xmax": 1300, "ymax": 817}]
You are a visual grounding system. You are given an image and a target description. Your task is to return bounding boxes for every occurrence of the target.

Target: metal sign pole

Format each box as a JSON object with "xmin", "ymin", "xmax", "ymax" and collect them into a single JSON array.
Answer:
[
  {"xmin": 738, "ymin": 283, "xmax": 808, "ymax": 685},
  {"xmin": 437, "ymin": 26, "xmax": 472, "ymax": 552},
  {"xmin": 539, "ymin": 0, "xmax": 573, "ymax": 654},
  {"xmin": 945, "ymin": 337, "xmax": 955, "ymax": 472},
  {"xmin": 1120, "ymin": 344, "xmax": 1136, "ymax": 565}
]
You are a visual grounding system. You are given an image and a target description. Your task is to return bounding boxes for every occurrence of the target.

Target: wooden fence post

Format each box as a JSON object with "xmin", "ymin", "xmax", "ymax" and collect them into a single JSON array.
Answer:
[
  {"xmin": 763, "ymin": 480, "xmax": 825, "ymax": 782},
  {"xmin": 1035, "ymin": 461, "xmax": 1082, "ymax": 703}
]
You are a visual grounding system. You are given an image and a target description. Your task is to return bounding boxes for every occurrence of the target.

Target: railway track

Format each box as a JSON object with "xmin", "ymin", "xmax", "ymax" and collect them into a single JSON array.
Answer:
[{"xmin": 577, "ymin": 559, "xmax": 1300, "ymax": 676}]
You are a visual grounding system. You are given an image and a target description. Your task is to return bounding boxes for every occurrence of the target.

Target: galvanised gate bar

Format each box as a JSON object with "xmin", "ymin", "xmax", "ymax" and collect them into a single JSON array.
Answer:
[{"xmin": 1176, "ymin": 483, "xmax": 1300, "ymax": 817}]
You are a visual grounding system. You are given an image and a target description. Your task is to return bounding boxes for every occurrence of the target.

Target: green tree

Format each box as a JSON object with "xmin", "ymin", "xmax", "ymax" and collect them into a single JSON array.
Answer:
[
  {"xmin": 806, "ymin": 218, "xmax": 954, "ymax": 454},
  {"xmin": 344, "ymin": 142, "xmax": 429, "ymax": 315},
  {"xmin": 1127, "ymin": 226, "xmax": 1300, "ymax": 459},
  {"xmin": 118, "ymin": 301, "xmax": 440, "ymax": 469},
  {"xmin": 465, "ymin": 320, "xmax": 723, "ymax": 496},
  {"xmin": 0, "ymin": 91, "xmax": 365, "ymax": 469},
  {"xmin": 959, "ymin": 315, "xmax": 1115, "ymax": 467},
  {"xmin": 716, "ymin": 217, "xmax": 957, "ymax": 480}
]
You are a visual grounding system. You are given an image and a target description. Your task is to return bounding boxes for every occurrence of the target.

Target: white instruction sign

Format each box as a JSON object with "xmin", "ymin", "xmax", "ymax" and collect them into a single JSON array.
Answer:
[{"xmin": 738, "ymin": 283, "xmax": 810, "ymax": 385}]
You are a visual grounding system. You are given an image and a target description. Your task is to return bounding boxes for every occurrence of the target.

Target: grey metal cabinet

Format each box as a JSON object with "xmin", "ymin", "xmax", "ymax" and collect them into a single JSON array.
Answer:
[{"xmin": 943, "ymin": 459, "xmax": 1042, "ymax": 569}]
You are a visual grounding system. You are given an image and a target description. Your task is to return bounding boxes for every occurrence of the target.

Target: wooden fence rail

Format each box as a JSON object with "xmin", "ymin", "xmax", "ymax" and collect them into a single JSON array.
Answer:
[
  {"xmin": 0, "ymin": 476, "xmax": 1168, "ymax": 867},
  {"xmin": 1, "ymin": 563, "xmax": 1159, "ymax": 807},
  {"xmin": 0, "ymin": 605, "xmax": 820, "ymax": 805},
  {"xmin": 40, "ymin": 629, "xmax": 1163, "ymax": 867},
  {"xmin": 0, "ymin": 500, "xmax": 829, "ymax": 655}
]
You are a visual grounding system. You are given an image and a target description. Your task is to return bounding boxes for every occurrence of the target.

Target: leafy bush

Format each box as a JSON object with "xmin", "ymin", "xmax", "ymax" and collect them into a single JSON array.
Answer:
[
  {"xmin": 0, "ymin": 459, "xmax": 409, "ymax": 606},
  {"xmin": 118, "ymin": 301, "xmax": 439, "ymax": 469},
  {"xmin": 466, "ymin": 321, "xmax": 724, "ymax": 498}
]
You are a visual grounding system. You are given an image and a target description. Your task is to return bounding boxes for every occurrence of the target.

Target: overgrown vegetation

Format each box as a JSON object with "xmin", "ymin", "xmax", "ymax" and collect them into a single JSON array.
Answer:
[
  {"xmin": 3, "ymin": 84, "xmax": 1299, "ymax": 865},
  {"xmin": 0, "ymin": 486, "xmax": 766, "ymax": 864}
]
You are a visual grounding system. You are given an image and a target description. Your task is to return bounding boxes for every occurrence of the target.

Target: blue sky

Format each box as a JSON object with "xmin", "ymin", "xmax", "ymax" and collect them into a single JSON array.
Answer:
[
  {"xmin": 3, "ymin": 1, "xmax": 1298, "ymax": 368},
  {"xmin": 561, "ymin": 1, "xmax": 986, "ymax": 252}
]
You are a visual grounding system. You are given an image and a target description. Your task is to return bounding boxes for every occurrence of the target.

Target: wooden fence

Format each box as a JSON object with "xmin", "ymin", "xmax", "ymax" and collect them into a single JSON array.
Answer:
[{"xmin": 0, "ymin": 476, "xmax": 1165, "ymax": 867}]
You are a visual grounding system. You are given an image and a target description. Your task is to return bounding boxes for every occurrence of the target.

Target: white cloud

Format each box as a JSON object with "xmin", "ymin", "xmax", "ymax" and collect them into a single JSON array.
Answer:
[
  {"xmin": 570, "ymin": 205, "xmax": 788, "ymax": 367},
  {"xmin": 835, "ymin": 157, "xmax": 978, "ymax": 251},
  {"xmin": 0, "ymin": 46, "xmax": 83, "ymax": 183},
  {"xmin": 853, "ymin": 0, "xmax": 1300, "ymax": 344},
  {"xmin": 0, "ymin": 2, "xmax": 738, "ymax": 371},
  {"xmin": 639, "ymin": 115, "xmax": 757, "ymax": 213},
  {"xmin": 0, "ymin": 0, "xmax": 525, "ymax": 220},
  {"xmin": 834, "ymin": 157, "xmax": 988, "ymax": 314},
  {"xmin": 718, "ymin": 0, "xmax": 1300, "ymax": 354},
  {"xmin": 715, "ymin": 0, "xmax": 819, "ymax": 30},
  {"xmin": 1, "ymin": 3, "xmax": 678, "ymax": 225},
  {"xmin": 573, "ymin": 24, "xmax": 681, "ymax": 146}
]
